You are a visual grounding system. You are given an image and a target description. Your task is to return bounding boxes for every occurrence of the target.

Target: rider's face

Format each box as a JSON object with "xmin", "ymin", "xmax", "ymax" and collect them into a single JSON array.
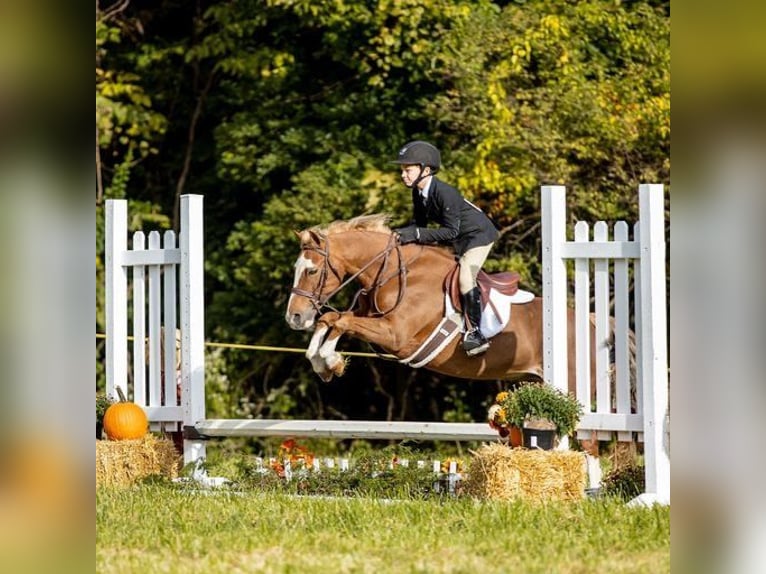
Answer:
[{"xmin": 400, "ymin": 164, "xmax": 429, "ymax": 188}]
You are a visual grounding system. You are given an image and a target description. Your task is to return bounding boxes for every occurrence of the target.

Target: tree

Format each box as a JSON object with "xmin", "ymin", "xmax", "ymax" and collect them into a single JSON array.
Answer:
[
  {"xmin": 425, "ymin": 0, "xmax": 669, "ymax": 288},
  {"xmin": 95, "ymin": 0, "xmax": 669, "ymax": 427}
]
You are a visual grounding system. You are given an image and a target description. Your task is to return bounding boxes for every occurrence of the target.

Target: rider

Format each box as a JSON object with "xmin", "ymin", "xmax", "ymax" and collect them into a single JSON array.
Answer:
[{"xmin": 392, "ymin": 140, "xmax": 499, "ymax": 357}]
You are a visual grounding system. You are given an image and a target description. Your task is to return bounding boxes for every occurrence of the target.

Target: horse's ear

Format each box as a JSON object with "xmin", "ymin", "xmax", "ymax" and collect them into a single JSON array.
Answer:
[
  {"xmin": 295, "ymin": 229, "xmax": 323, "ymax": 246},
  {"xmin": 307, "ymin": 229, "xmax": 324, "ymax": 245},
  {"xmin": 295, "ymin": 229, "xmax": 312, "ymax": 245}
]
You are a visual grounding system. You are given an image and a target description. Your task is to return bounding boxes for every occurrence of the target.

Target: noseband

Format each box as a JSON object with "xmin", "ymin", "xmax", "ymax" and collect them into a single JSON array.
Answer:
[
  {"xmin": 291, "ymin": 234, "xmax": 407, "ymax": 316},
  {"xmin": 290, "ymin": 240, "xmax": 341, "ymax": 313}
]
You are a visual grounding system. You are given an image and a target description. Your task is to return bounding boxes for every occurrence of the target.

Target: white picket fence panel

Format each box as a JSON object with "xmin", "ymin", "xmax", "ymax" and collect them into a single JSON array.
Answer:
[
  {"xmin": 541, "ymin": 184, "xmax": 669, "ymax": 505},
  {"xmin": 105, "ymin": 195, "xmax": 206, "ymax": 464}
]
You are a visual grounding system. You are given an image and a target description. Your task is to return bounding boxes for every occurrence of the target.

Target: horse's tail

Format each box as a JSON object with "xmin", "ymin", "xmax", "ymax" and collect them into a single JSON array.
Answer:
[
  {"xmin": 624, "ymin": 325, "xmax": 638, "ymax": 410},
  {"xmin": 586, "ymin": 315, "xmax": 641, "ymax": 463},
  {"xmin": 590, "ymin": 314, "xmax": 638, "ymax": 412}
]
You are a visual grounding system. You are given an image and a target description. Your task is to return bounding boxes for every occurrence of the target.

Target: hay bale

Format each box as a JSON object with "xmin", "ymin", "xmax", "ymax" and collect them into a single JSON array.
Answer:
[
  {"xmin": 96, "ymin": 434, "xmax": 181, "ymax": 487},
  {"xmin": 464, "ymin": 443, "xmax": 587, "ymax": 502}
]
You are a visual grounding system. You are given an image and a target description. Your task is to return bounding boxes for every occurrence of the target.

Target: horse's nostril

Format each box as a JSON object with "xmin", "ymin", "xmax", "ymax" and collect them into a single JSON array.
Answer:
[{"xmin": 292, "ymin": 313, "xmax": 302, "ymax": 325}]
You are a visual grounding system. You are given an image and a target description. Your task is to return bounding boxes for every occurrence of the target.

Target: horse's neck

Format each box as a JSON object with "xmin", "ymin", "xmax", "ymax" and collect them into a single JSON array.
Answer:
[
  {"xmin": 331, "ymin": 232, "xmax": 394, "ymax": 287},
  {"xmin": 332, "ymin": 232, "xmax": 453, "ymax": 287}
]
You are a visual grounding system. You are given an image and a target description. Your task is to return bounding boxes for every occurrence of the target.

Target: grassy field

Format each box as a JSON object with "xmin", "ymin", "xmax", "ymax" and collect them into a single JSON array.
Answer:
[{"xmin": 97, "ymin": 484, "xmax": 669, "ymax": 573}]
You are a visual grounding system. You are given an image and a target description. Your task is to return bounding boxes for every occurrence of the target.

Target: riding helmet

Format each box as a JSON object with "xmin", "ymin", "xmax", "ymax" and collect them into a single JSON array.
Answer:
[{"xmin": 392, "ymin": 141, "xmax": 441, "ymax": 173}]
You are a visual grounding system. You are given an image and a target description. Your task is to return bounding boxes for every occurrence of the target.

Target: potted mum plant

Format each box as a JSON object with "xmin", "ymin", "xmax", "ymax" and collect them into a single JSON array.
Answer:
[
  {"xmin": 96, "ymin": 391, "xmax": 115, "ymax": 439},
  {"xmin": 487, "ymin": 391, "xmax": 523, "ymax": 447},
  {"xmin": 491, "ymin": 381, "xmax": 583, "ymax": 450}
]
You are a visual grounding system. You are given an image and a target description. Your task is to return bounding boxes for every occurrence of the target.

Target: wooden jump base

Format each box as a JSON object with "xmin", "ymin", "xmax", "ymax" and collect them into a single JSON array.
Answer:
[{"xmin": 187, "ymin": 419, "xmax": 500, "ymax": 442}]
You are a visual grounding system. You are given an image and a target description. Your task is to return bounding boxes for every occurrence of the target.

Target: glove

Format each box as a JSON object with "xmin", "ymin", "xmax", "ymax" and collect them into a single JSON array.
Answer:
[{"xmin": 394, "ymin": 225, "xmax": 420, "ymax": 244}]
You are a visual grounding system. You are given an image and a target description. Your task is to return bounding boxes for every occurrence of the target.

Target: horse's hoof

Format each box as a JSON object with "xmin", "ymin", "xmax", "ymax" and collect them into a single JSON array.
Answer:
[
  {"xmin": 310, "ymin": 357, "xmax": 327, "ymax": 375},
  {"xmin": 328, "ymin": 355, "xmax": 347, "ymax": 377},
  {"xmin": 318, "ymin": 370, "xmax": 334, "ymax": 383}
]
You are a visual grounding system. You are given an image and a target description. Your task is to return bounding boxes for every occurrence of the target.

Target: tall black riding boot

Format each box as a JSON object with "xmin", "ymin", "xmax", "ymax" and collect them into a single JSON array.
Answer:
[{"xmin": 461, "ymin": 287, "xmax": 490, "ymax": 356}]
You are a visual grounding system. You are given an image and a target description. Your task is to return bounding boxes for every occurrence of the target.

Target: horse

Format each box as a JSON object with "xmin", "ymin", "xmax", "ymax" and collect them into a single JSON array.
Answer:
[
  {"xmin": 285, "ymin": 214, "xmax": 602, "ymax": 392},
  {"xmin": 285, "ymin": 214, "xmax": 641, "ymax": 477}
]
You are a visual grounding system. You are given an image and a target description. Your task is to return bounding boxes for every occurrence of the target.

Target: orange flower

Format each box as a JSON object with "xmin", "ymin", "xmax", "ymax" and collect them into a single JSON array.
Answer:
[
  {"xmin": 277, "ymin": 439, "xmax": 315, "ymax": 469},
  {"xmin": 441, "ymin": 459, "xmax": 463, "ymax": 473},
  {"xmin": 269, "ymin": 459, "xmax": 285, "ymax": 477},
  {"xmin": 302, "ymin": 453, "xmax": 315, "ymax": 467}
]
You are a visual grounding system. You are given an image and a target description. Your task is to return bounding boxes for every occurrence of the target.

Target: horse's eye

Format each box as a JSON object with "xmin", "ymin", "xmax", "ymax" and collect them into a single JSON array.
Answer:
[{"xmin": 307, "ymin": 268, "xmax": 319, "ymax": 276}]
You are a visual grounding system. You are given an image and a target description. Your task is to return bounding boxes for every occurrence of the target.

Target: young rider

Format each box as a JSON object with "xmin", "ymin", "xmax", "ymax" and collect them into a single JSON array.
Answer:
[{"xmin": 392, "ymin": 140, "xmax": 499, "ymax": 356}]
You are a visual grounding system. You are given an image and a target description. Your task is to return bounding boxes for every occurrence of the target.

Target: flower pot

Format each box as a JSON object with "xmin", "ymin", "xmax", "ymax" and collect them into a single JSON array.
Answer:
[
  {"xmin": 509, "ymin": 425, "xmax": 523, "ymax": 448},
  {"xmin": 523, "ymin": 417, "xmax": 557, "ymax": 450},
  {"xmin": 493, "ymin": 424, "xmax": 523, "ymax": 447},
  {"xmin": 522, "ymin": 428, "xmax": 557, "ymax": 450}
]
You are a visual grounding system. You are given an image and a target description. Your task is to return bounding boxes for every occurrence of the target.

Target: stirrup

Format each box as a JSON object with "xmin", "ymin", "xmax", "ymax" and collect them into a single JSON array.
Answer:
[
  {"xmin": 463, "ymin": 329, "xmax": 489, "ymax": 356},
  {"xmin": 464, "ymin": 340, "xmax": 489, "ymax": 356}
]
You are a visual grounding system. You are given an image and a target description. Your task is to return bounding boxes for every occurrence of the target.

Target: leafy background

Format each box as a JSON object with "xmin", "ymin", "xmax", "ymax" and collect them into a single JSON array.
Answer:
[{"xmin": 96, "ymin": 0, "xmax": 669, "ymax": 431}]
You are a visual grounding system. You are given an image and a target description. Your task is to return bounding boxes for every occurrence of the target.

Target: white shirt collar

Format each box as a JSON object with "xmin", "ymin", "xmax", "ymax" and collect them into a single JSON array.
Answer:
[{"xmin": 419, "ymin": 176, "xmax": 434, "ymax": 201}]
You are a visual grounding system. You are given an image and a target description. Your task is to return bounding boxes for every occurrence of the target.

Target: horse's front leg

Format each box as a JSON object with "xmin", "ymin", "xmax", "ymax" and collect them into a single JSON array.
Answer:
[
  {"xmin": 320, "ymin": 312, "xmax": 404, "ymax": 353},
  {"xmin": 305, "ymin": 323, "xmax": 335, "ymax": 381},
  {"xmin": 315, "ymin": 312, "xmax": 409, "ymax": 380},
  {"xmin": 315, "ymin": 312, "xmax": 348, "ymax": 379}
]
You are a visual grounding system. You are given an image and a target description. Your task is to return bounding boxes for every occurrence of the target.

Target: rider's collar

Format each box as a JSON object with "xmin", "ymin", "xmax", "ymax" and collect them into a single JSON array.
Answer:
[{"xmin": 419, "ymin": 176, "xmax": 434, "ymax": 201}]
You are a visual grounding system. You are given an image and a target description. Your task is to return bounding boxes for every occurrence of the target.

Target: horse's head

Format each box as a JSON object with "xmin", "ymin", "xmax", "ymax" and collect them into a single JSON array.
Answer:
[{"xmin": 285, "ymin": 228, "xmax": 345, "ymax": 330}]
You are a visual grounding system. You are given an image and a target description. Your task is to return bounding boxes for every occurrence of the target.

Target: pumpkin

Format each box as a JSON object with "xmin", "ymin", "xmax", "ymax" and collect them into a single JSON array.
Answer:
[{"xmin": 103, "ymin": 386, "xmax": 148, "ymax": 440}]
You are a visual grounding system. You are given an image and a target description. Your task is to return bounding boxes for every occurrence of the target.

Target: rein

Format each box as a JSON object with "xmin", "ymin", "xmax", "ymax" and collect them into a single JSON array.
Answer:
[{"xmin": 291, "ymin": 233, "xmax": 408, "ymax": 316}]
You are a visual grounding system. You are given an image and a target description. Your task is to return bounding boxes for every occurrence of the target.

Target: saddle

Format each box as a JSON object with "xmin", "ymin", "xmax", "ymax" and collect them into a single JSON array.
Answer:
[
  {"xmin": 401, "ymin": 265, "xmax": 523, "ymax": 369},
  {"xmin": 443, "ymin": 265, "xmax": 520, "ymax": 314}
]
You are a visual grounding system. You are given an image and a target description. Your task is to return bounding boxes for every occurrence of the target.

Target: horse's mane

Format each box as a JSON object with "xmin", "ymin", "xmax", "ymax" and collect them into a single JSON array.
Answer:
[
  {"xmin": 310, "ymin": 213, "xmax": 392, "ymax": 236},
  {"xmin": 306, "ymin": 213, "xmax": 454, "ymax": 259}
]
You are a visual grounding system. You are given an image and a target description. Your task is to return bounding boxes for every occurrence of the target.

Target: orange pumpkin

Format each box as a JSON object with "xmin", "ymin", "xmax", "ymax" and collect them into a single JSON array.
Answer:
[{"xmin": 103, "ymin": 386, "xmax": 148, "ymax": 440}]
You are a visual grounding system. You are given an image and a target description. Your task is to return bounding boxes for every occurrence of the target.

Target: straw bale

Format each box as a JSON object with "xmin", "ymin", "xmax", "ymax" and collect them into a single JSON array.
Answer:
[
  {"xmin": 464, "ymin": 443, "xmax": 587, "ymax": 502},
  {"xmin": 96, "ymin": 434, "xmax": 181, "ymax": 487}
]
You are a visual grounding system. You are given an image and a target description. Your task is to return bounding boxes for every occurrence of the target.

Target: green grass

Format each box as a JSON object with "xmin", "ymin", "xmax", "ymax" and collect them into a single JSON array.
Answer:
[{"xmin": 97, "ymin": 485, "xmax": 669, "ymax": 573}]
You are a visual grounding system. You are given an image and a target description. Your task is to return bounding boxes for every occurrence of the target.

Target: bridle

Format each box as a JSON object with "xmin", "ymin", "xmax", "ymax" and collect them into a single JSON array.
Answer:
[{"xmin": 290, "ymin": 233, "xmax": 409, "ymax": 316}]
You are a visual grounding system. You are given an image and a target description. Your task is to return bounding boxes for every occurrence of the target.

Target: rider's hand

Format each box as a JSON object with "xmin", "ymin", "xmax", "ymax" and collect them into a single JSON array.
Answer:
[{"xmin": 394, "ymin": 225, "xmax": 420, "ymax": 244}]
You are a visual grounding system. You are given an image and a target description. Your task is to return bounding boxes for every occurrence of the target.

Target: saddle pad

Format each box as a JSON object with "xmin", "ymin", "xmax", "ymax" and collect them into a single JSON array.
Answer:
[
  {"xmin": 447, "ymin": 288, "xmax": 535, "ymax": 339},
  {"xmin": 400, "ymin": 288, "xmax": 535, "ymax": 369}
]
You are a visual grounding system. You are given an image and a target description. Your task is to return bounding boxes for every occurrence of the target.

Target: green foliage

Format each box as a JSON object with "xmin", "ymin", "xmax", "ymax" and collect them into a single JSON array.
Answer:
[
  {"xmin": 218, "ymin": 446, "xmax": 441, "ymax": 499},
  {"xmin": 96, "ymin": 392, "xmax": 116, "ymax": 424},
  {"xmin": 441, "ymin": 388, "xmax": 474, "ymax": 423},
  {"xmin": 500, "ymin": 381, "xmax": 584, "ymax": 436},
  {"xmin": 96, "ymin": 14, "xmax": 167, "ymax": 179},
  {"xmin": 95, "ymin": 0, "xmax": 669, "ymax": 426},
  {"xmin": 425, "ymin": 0, "xmax": 669, "ymax": 289},
  {"xmin": 601, "ymin": 463, "xmax": 646, "ymax": 501},
  {"xmin": 103, "ymin": 147, "xmax": 133, "ymax": 200}
]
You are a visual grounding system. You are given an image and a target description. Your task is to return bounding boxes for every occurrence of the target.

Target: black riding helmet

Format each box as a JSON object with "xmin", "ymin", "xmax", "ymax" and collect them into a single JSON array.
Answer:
[{"xmin": 391, "ymin": 141, "xmax": 441, "ymax": 174}]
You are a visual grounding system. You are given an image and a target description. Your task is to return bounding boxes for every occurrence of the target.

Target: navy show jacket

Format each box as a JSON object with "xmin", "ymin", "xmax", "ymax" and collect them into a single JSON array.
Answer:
[{"xmin": 410, "ymin": 177, "xmax": 498, "ymax": 256}]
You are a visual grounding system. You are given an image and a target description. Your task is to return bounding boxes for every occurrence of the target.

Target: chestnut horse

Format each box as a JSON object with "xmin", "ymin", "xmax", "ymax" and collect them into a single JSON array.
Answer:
[{"xmin": 285, "ymin": 214, "xmax": 599, "ymax": 395}]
